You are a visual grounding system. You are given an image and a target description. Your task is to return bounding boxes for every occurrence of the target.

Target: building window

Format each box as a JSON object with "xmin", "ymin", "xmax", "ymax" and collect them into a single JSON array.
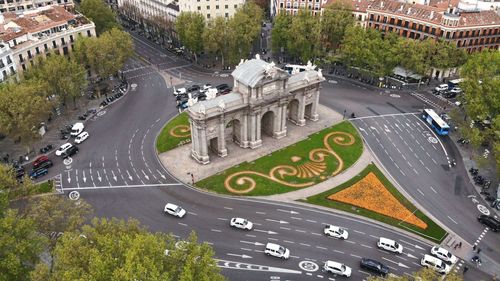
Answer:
[
  {"xmin": 225, "ymin": 12, "xmax": 228, "ymax": 17},
  {"xmin": 22, "ymin": 64, "xmax": 26, "ymax": 71},
  {"xmin": 0, "ymin": 60, "xmax": 4, "ymax": 68},
  {"xmin": 225, "ymin": 4, "xmax": 228, "ymax": 8},
  {"xmin": 87, "ymin": 30, "xmax": 91, "ymax": 37},
  {"xmin": 206, "ymin": 5, "xmax": 209, "ymax": 9},
  {"xmin": 18, "ymin": 54, "xmax": 24, "ymax": 62},
  {"xmin": 52, "ymin": 40, "xmax": 57, "ymax": 48},
  {"xmin": 234, "ymin": 4, "xmax": 237, "ymax": 8},
  {"xmin": 9, "ymin": 66, "xmax": 15, "ymax": 74},
  {"xmin": 44, "ymin": 44, "xmax": 48, "ymax": 51},
  {"xmin": 70, "ymin": 35, "xmax": 74, "ymax": 43},
  {"xmin": 2, "ymin": 70, "xmax": 7, "ymax": 78},
  {"xmin": 198, "ymin": 6, "xmax": 201, "ymax": 10},
  {"xmin": 216, "ymin": 5, "xmax": 219, "ymax": 9},
  {"xmin": 6, "ymin": 56, "xmax": 12, "ymax": 64},
  {"xmin": 207, "ymin": 13, "xmax": 210, "ymax": 18},
  {"xmin": 35, "ymin": 47, "xmax": 40, "ymax": 54},
  {"xmin": 27, "ymin": 50, "xmax": 32, "ymax": 59}
]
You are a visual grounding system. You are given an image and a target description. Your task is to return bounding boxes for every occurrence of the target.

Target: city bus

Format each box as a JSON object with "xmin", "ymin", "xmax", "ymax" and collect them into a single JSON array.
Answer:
[
  {"xmin": 282, "ymin": 64, "xmax": 308, "ymax": 74},
  {"xmin": 422, "ymin": 109, "xmax": 450, "ymax": 136}
]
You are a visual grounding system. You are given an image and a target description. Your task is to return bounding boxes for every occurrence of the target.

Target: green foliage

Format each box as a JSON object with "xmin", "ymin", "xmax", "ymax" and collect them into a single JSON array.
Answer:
[
  {"xmin": 156, "ymin": 112, "xmax": 191, "ymax": 153},
  {"xmin": 39, "ymin": 218, "xmax": 225, "ymax": 281},
  {"xmin": 227, "ymin": 2, "xmax": 263, "ymax": 64},
  {"xmin": 203, "ymin": 17, "xmax": 231, "ymax": 67},
  {"xmin": 271, "ymin": 13, "xmax": 292, "ymax": 54},
  {"xmin": 80, "ymin": 0, "xmax": 119, "ymax": 34},
  {"xmin": 175, "ymin": 12, "xmax": 206, "ymax": 55},
  {"xmin": 459, "ymin": 50, "xmax": 500, "ymax": 173},
  {"xmin": 0, "ymin": 209, "xmax": 48, "ymax": 281},
  {"xmin": 74, "ymin": 28, "xmax": 133, "ymax": 82},
  {"xmin": 320, "ymin": 0, "xmax": 355, "ymax": 52},
  {"xmin": 0, "ymin": 80, "xmax": 53, "ymax": 148},
  {"xmin": 287, "ymin": 9, "xmax": 321, "ymax": 63},
  {"xmin": 25, "ymin": 54, "xmax": 87, "ymax": 109}
]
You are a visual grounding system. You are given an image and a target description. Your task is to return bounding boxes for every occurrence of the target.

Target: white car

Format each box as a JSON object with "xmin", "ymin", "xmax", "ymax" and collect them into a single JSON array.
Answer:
[
  {"xmin": 449, "ymin": 87, "xmax": 463, "ymax": 94},
  {"xmin": 324, "ymin": 225, "xmax": 349, "ymax": 239},
  {"xmin": 164, "ymin": 203, "xmax": 186, "ymax": 218},
  {"xmin": 55, "ymin": 143, "xmax": 73, "ymax": 156},
  {"xmin": 434, "ymin": 84, "xmax": 449, "ymax": 92},
  {"xmin": 202, "ymin": 84, "xmax": 212, "ymax": 91},
  {"xmin": 230, "ymin": 217, "xmax": 253, "ymax": 230},
  {"xmin": 431, "ymin": 246, "xmax": 458, "ymax": 264},
  {"xmin": 323, "ymin": 260, "xmax": 352, "ymax": 277},
  {"xmin": 377, "ymin": 237, "xmax": 403, "ymax": 254},
  {"xmin": 174, "ymin": 87, "xmax": 187, "ymax": 96},
  {"xmin": 264, "ymin": 242, "xmax": 290, "ymax": 259},
  {"xmin": 74, "ymin": 131, "xmax": 89, "ymax": 144}
]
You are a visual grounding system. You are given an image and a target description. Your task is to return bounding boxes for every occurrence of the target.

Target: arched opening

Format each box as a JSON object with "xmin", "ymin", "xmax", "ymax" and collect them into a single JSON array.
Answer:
[
  {"xmin": 288, "ymin": 99, "xmax": 300, "ymax": 124},
  {"xmin": 305, "ymin": 103, "xmax": 313, "ymax": 119},
  {"xmin": 261, "ymin": 111, "xmax": 275, "ymax": 137}
]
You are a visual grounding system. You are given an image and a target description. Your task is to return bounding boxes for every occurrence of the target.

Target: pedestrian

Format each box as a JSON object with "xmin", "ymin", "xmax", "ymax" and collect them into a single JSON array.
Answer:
[
  {"xmin": 191, "ymin": 173, "xmax": 194, "ymax": 185},
  {"xmin": 458, "ymin": 241, "xmax": 462, "ymax": 248},
  {"xmin": 473, "ymin": 245, "xmax": 477, "ymax": 251},
  {"xmin": 463, "ymin": 266, "xmax": 469, "ymax": 274},
  {"xmin": 477, "ymin": 248, "xmax": 481, "ymax": 254}
]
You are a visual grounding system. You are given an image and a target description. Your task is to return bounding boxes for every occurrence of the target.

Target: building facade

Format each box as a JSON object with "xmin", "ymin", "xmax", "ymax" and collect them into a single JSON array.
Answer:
[
  {"xmin": 188, "ymin": 57, "xmax": 324, "ymax": 164},
  {"xmin": 0, "ymin": 43, "xmax": 16, "ymax": 82},
  {"xmin": 0, "ymin": 5, "xmax": 96, "ymax": 78},
  {"xmin": 366, "ymin": 0, "xmax": 500, "ymax": 52},
  {"xmin": 118, "ymin": 0, "xmax": 179, "ymax": 23},
  {"xmin": 0, "ymin": 0, "xmax": 73, "ymax": 13},
  {"xmin": 178, "ymin": 0, "xmax": 245, "ymax": 20}
]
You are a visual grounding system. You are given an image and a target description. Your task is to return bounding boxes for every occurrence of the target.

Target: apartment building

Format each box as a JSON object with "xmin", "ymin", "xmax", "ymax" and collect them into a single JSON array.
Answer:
[
  {"xmin": 0, "ymin": 0, "xmax": 73, "ymax": 13},
  {"xmin": 0, "ymin": 5, "xmax": 96, "ymax": 77},
  {"xmin": 178, "ymin": 0, "xmax": 245, "ymax": 20},
  {"xmin": 0, "ymin": 42, "xmax": 16, "ymax": 82},
  {"xmin": 118, "ymin": 0, "xmax": 179, "ymax": 22},
  {"xmin": 366, "ymin": 0, "xmax": 500, "ymax": 52}
]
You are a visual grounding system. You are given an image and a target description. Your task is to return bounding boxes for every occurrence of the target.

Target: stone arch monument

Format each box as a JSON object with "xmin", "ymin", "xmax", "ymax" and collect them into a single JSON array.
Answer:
[{"xmin": 188, "ymin": 57, "xmax": 325, "ymax": 164}]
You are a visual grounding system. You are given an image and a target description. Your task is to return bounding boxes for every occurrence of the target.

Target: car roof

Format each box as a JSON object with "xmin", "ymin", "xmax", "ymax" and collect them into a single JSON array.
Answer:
[
  {"xmin": 325, "ymin": 260, "xmax": 343, "ymax": 268},
  {"xmin": 379, "ymin": 237, "xmax": 396, "ymax": 243},
  {"xmin": 233, "ymin": 217, "xmax": 245, "ymax": 222},
  {"xmin": 60, "ymin": 143, "xmax": 72, "ymax": 148},
  {"xmin": 165, "ymin": 203, "xmax": 179, "ymax": 208},
  {"xmin": 326, "ymin": 224, "xmax": 339, "ymax": 230},
  {"xmin": 423, "ymin": 254, "xmax": 443, "ymax": 264},
  {"xmin": 433, "ymin": 246, "xmax": 448, "ymax": 254},
  {"xmin": 266, "ymin": 242, "xmax": 282, "ymax": 249}
]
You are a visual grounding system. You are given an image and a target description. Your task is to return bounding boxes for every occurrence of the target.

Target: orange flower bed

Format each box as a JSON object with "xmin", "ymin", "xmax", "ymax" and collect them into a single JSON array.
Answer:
[{"xmin": 328, "ymin": 172, "xmax": 427, "ymax": 229}]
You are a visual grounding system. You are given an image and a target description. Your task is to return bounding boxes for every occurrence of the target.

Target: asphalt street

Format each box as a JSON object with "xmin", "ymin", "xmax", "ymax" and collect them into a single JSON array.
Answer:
[{"xmin": 33, "ymin": 30, "xmax": 497, "ymax": 280}]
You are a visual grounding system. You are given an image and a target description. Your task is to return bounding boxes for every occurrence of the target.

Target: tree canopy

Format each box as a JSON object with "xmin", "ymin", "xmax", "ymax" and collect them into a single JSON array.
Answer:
[
  {"xmin": 175, "ymin": 12, "xmax": 206, "ymax": 57},
  {"xmin": 80, "ymin": 0, "xmax": 119, "ymax": 35}
]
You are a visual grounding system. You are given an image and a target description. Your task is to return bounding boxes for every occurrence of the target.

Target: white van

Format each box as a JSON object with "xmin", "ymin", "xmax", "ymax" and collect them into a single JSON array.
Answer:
[
  {"xmin": 264, "ymin": 243, "xmax": 290, "ymax": 259},
  {"xmin": 70, "ymin": 123, "xmax": 84, "ymax": 137},
  {"xmin": 421, "ymin": 254, "xmax": 450, "ymax": 274},
  {"xmin": 377, "ymin": 237, "xmax": 403, "ymax": 254}
]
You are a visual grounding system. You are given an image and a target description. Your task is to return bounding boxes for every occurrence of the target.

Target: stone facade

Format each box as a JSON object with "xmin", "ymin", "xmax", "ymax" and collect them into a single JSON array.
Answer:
[{"xmin": 188, "ymin": 58, "xmax": 324, "ymax": 164}]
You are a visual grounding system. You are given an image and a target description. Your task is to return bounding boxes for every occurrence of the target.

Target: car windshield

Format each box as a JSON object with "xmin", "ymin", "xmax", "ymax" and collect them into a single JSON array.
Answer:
[
  {"xmin": 341, "ymin": 265, "xmax": 346, "ymax": 271},
  {"xmin": 338, "ymin": 228, "xmax": 344, "ymax": 234},
  {"xmin": 394, "ymin": 242, "xmax": 400, "ymax": 248},
  {"xmin": 242, "ymin": 219, "xmax": 248, "ymax": 225},
  {"xmin": 446, "ymin": 252, "xmax": 452, "ymax": 258},
  {"xmin": 175, "ymin": 207, "xmax": 181, "ymax": 213},
  {"xmin": 278, "ymin": 247, "xmax": 285, "ymax": 254}
]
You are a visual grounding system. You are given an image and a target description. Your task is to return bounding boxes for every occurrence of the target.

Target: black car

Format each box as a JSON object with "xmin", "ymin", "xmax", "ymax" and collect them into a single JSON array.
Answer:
[
  {"xmin": 187, "ymin": 85, "xmax": 200, "ymax": 93},
  {"xmin": 13, "ymin": 166, "xmax": 25, "ymax": 179},
  {"xmin": 33, "ymin": 160, "xmax": 53, "ymax": 170},
  {"xmin": 216, "ymin": 84, "xmax": 229, "ymax": 91},
  {"xmin": 478, "ymin": 215, "xmax": 500, "ymax": 232},
  {"xmin": 360, "ymin": 258, "xmax": 389, "ymax": 277},
  {"xmin": 61, "ymin": 146, "xmax": 79, "ymax": 159}
]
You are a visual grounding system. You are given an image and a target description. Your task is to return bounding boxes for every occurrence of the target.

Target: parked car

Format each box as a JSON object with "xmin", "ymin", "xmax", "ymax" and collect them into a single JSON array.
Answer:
[
  {"xmin": 33, "ymin": 155, "xmax": 50, "ymax": 168},
  {"xmin": 61, "ymin": 146, "xmax": 79, "ymax": 159},
  {"xmin": 70, "ymin": 123, "xmax": 84, "ymax": 137},
  {"xmin": 323, "ymin": 261, "xmax": 352, "ymax": 277},
  {"xmin": 164, "ymin": 203, "xmax": 186, "ymax": 218},
  {"xmin": 449, "ymin": 87, "xmax": 463, "ymax": 95},
  {"xmin": 187, "ymin": 85, "xmax": 200, "ymax": 93},
  {"xmin": 324, "ymin": 224, "xmax": 349, "ymax": 239},
  {"xmin": 430, "ymin": 246, "xmax": 458, "ymax": 264},
  {"xmin": 75, "ymin": 132, "xmax": 89, "ymax": 144},
  {"xmin": 360, "ymin": 258, "xmax": 389, "ymax": 277},
  {"xmin": 55, "ymin": 143, "xmax": 73, "ymax": 156},
  {"xmin": 477, "ymin": 215, "xmax": 500, "ymax": 232},
  {"xmin": 202, "ymin": 83, "xmax": 212, "ymax": 91},
  {"xmin": 434, "ymin": 84, "xmax": 449, "ymax": 92},
  {"xmin": 33, "ymin": 160, "xmax": 53, "ymax": 170},
  {"xmin": 377, "ymin": 237, "xmax": 403, "ymax": 254},
  {"xmin": 29, "ymin": 168, "xmax": 48, "ymax": 180},
  {"xmin": 421, "ymin": 254, "xmax": 450, "ymax": 274},
  {"xmin": 229, "ymin": 218, "xmax": 253, "ymax": 230},
  {"xmin": 13, "ymin": 166, "xmax": 25, "ymax": 179},
  {"xmin": 174, "ymin": 87, "xmax": 187, "ymax": 96},
  {"xmin": 216, "ymin": 84, "xmax": 229, "ymax": 92}
]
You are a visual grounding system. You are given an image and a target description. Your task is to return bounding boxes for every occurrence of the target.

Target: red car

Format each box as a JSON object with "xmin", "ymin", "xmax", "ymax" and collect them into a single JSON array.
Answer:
[{"xmin": 33, "ymin": 155, "xmax": 50, "ymax": 168}]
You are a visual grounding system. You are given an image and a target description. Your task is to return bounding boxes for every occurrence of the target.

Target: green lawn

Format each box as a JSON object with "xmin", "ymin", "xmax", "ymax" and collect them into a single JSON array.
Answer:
[
  {"xmin": 196, "ymin": 121, "xmax": 363, "ymax": 196},
  {"xmin": 156, "ymin": 112, "xmax": 191, "ymax": 153},
  {"xmin": 303, "ymin": 164, "xmax": 448, "ymax": 243}
]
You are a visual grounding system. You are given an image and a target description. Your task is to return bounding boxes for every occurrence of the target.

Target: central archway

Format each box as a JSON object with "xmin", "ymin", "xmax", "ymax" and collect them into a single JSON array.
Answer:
[{"xmin": 261, "ymin": 111, "xmax": 275, "ymax": 137}]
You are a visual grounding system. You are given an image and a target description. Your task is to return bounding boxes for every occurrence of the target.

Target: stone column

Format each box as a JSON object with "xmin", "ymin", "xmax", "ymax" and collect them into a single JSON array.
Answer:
[
  {"xmin": 297, "ymin": 94, "xmax": 306, "ymax": 126},
  {"xmin": 241, "ymin": 114, "xmax": 249, "ymax": 148},
  {"xmin": 281, "ymin": 105, "xmax": 287, "ymax": 132},
  {"xmin": 249, "ymin": 112, "xmax": 262, "ymax": 149},
  {"xmin": 273, "ymin": 104, "xmax": 286, "ymax": 139},
  {"xmin": 199, "ymin": 127, "xmax": 209, "ymax": 163},
  {"xmin": 218, "ymin": 116, "xmax": 227, "ymax": 157},
  {"xmin": 309, "ymin": 90, "xmax": 319, "ymax": 121}
]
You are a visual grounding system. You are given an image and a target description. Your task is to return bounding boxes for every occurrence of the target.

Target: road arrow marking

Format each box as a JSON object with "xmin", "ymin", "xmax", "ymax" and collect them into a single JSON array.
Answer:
[
  {"xmin": 358, "ymin": 127, "xmax": 366, "ymax": 132},
  {"xmin": 277, "ymin": 209, "xmax": 299, "ymax": 215},
  {"xmin": 67, "ymin": 171, "xmax": 71, "ymax": 183},
  {"xmin": 126, "ymin": 170, "xmax": 133, "ymax": 181},
  {"xmin": 265, "ymin": 219, "xmax": 289, "ymax": 224},
  {"xmin": 82, "ymin": 170, "xmax": 86, "ymax": 183},
  {"xmin": 406, "ymin": 253, "xmax": 418, "ymax": 259},
  {"xmin": 227, "ymin": 253, "xmax": 252, "ymax": 259},
  {"xmin": 382, "ymin": 257, "xmax": 409, "ymax": 268},
  {"xmin": 111, "ymin": 170, "xmax": 117, "ymax": 181},
  {"xmin": 96, "ymin": 170, "xmax": 102, "ymax": 182},
  {"xmin": 240, "ymin": 240, "xmax": 265, "ymax": 246},
  {"xmin": 141, "ymin": 170, "xmax": 149, "ymax": 180},
  {"xmin": 254, "ymin": 229, "xmax": 278, "ymax": 235},
  {"xmin": 369, "ymin": 126, "xmax": 379, "ymax": 133},
  {"xmin": 157, "ymin": 169, "xmax": 166, "ymax": 179},
  {"xmin": 414, "ymin": 244, "xmax": 425, "ymax": 250}
]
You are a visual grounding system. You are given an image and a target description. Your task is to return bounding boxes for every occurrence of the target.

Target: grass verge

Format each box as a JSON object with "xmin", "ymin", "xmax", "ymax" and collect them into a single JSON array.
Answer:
[
  {"xmin": 196, "ymin": 121, "xmax": 363, "ymax": 196},
  {"xmin": 302, "ymin": 163, "xmax": 448, "ymax": 243},
  {"xmin": 156, "ymin": 112, "xmax": 191, "ymax": 153}
]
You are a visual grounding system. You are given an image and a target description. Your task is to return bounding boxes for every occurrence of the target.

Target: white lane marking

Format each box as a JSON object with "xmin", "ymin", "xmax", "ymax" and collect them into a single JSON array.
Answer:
[
  {"xmin": 283, "ymin": 240, "xmax": 295, "ymax": 244},
  {"xmin": 280, "ymin": 227, "xmax": 291, "ymax": 230},
  {"xmin": 354, "ymin": 230, "xmax": 366, "ymax": 234},
  {"xmin": 295, "ymin": 229, "xmax": 307, "ymax": 233},
  {"xmin": 178, "ymin": 223, "xmax": 187, "ymax": 226},
  {"xmin": 217, "ymin": 218, "xmax": 228, "ymax": 221},
  {"xmin": 316, "ymin": 246, "xmax": 327, "ymax": 250},
  {"xmin": 429, "ymin": 186, "xmax": 437, "ymax": 193},
  {"xmin": 345, "ymin": 240, "xmax": 355, "ymax": 244},
  {"xmin": 306, "ymin": 219, "xmax": 317, "ymax": 223},
  {"xmin": 300, "ymin": 243, "xmax": 311, "ymax": 247},
  {"xmin": 350, "ymin": 254, "xmax": 362, "ymax": 258},
  {"xmin": 361, "ymin": 244, "xmax": 372, "ymax": 249},
  {"xmin": 188, "ymin": 212, "xmax": 197, "ymax": 216},
  {"xmin": 268, "ymin": 238, "xmax": 278, "ymax": 241},
  {"xmin": 290, "ymin": 217, "xmax": 302, "ymax": 220},
  {"xmin": 256, "ymin": 211, "xmax": 266, "ymax": 215},
  {"xmin": 417, "ymin": 188, "xmax": 425, "ymax": 196},
  {"xmin": 245, "ymin": 234, "xmax": 256, "ymax": 238},
  {"xmin": 448, "ymin": 216, "xmax": 458, "ymax": 224},
  {"xmin": 311, "ymin": 232, "xmax": 322, "ymax": 236},
  {"xmin": 224, "ymin": 207, "xmax": 233, "ymax": 210},
  {"xmin": 333, "ymin": 250, "xmax": 344, "ymax": 254},
  {"xmin": 369, "ymin": 235, "xmax": 378, "ymax": 239},
  {"xmin": 211, "ymin": 229, "xmax": 222, "ymax": 232},
  {"xmin": 240, "ymin": 248, "xmax": 252, "ymax": 252}
]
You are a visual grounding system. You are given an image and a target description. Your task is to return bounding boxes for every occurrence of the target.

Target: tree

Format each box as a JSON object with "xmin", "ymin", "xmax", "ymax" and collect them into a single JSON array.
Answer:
[
  {"xmin": 320, "ymin": 0, "xmax": 355, "ymax": 52},
  {"xmin": 0, "ymin": 81, "xmax": 53, "ymax": 150},
  {"xmin": 0, "ymin": 163, "xmax": 39, "ymax": 203},
  {"xmin": 0, "ymin": 209, "xmax": 48, "ymax": 281},
  {"xmin": 175, "ymin": 12, "xmax": 206, "ymax": 60},
  {"xmin": 37, "ymin": 218, "xmax": 226, "ymax": 281},
  {"xmin": 270, "ymin": 12, "xmax": 292, "ymax": 55},
  {"xmin": 203, "ymin": 17, "xmax": 231, "ymax": 67},
  {"xmin": 80, "ymin": 0, "xmax": 119, "ymax": 35},
  {"xmin": 25, "ymin": 54, "xmax": 87, "ymax": 109},
  {"xmin": 227, "ymin": 2, "xmax": 263, "ymax": 64},
  {"xmin": 73, "ymin": 28, "xmax": 133, "ymax": 94},
  {"xmin": 287, "ymin": 9, "xmax": 321, "ymax": 62}
]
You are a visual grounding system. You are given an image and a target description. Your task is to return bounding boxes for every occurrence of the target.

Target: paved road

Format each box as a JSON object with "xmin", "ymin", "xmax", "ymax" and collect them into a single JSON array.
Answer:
[{"xmin": 36, "ymin": 30, "xmax": 497, "ymax": 280}]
